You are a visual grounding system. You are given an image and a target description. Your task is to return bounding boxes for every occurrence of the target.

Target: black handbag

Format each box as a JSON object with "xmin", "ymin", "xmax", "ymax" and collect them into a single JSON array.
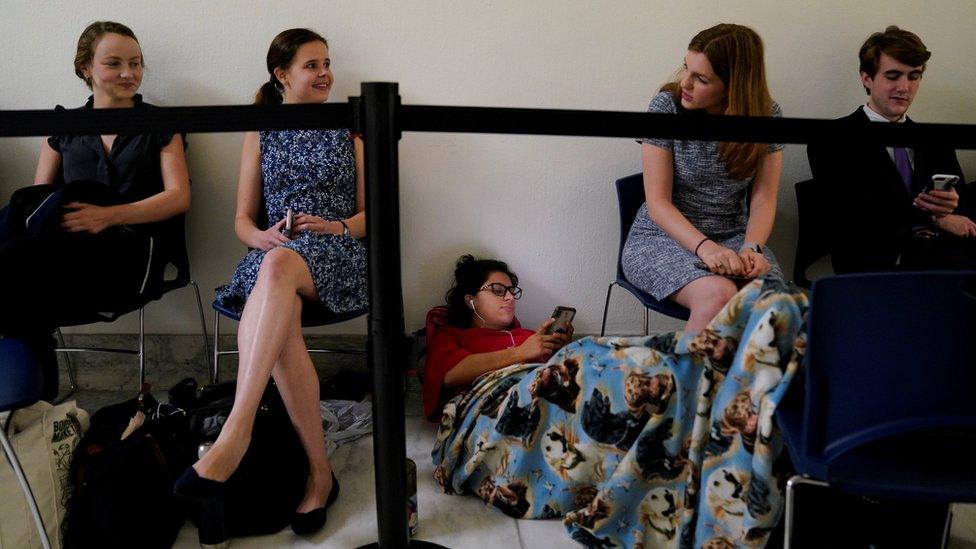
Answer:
[
  {"xmin": 180, "ymin": 378, "xmax": 310, "ymax": 540},
  {"xmin": 63, "ymin": 384, "xmax": 193, "ymax": 549}
]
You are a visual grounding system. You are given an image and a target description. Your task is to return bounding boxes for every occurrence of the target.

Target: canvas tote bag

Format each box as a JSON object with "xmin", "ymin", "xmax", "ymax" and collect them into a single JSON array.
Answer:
[{"xmin": 0, "ymin": 400, "xmax": 90, "ymax": 549}]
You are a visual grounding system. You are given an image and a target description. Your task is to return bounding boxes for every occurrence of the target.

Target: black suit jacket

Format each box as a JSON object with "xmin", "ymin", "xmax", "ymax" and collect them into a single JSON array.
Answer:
[{"xmin": 807, "ymin": 107, "xmax": 966, "ymax": 273}]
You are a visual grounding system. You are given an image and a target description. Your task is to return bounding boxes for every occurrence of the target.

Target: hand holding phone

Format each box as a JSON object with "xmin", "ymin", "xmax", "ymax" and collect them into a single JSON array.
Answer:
[{"xmin": 546, "ymin": 306, "xmax": 576, "ymax": 335}]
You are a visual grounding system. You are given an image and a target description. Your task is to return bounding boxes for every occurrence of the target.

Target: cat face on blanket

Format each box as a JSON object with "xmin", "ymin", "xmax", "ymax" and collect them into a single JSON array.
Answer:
[{"xmin": 624, "ymin": 371, "xmax": 676, "ymax": 415}]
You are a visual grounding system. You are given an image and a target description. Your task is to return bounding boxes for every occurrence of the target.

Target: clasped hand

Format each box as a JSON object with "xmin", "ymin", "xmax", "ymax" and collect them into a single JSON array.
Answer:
[
  {"xmin": 698, "ymin": 241, "xmax": 769, "ymax": 279},
  {"xmin": 292, "ymin": 213, "xmax": 343, "ymax": 236},
  {"xmin": 253, "ymin": 213, "xmax": 344, "ymax": 251}
]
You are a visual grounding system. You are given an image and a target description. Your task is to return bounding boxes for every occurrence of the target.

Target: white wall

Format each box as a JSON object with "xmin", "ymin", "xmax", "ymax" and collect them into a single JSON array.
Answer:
[{"xmin": 2, "ymin": 0, "xmax": 975, "ymax": 335}]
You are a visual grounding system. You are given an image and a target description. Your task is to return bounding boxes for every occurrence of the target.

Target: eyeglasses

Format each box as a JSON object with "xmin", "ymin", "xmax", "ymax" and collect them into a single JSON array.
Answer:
[{"xmin": 478, "ymin": 282, "xmax": 523, "ymax": 300}]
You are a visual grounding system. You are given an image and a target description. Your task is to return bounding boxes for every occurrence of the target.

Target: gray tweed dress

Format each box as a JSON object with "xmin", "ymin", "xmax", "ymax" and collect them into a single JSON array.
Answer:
[{"xmin": 621, "ymin": 91, "xmax": 785, "ymax": 300}]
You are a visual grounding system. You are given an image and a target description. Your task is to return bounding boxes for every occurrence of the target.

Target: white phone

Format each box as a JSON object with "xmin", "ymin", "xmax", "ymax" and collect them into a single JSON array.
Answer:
[
  {"xmin": 930, "ymin": 174, "xmax": 960, "ymax": 192},
  {"xmin": 284, "ymin": 207, "xmax": 293, "ymax": 237}
]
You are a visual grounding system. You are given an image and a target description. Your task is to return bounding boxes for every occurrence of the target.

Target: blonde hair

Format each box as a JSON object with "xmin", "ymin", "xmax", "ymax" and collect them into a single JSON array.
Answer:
[
  {"xmin": 662, "ymin": 23, "xmax": 773, "ymax": 180},
  {"xmin": 74, "ymin": 21, "xmax": 141, "ymax": 89}
]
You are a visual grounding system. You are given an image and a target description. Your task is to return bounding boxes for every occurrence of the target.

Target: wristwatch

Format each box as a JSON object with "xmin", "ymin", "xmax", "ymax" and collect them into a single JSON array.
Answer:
[
  {"xmin": 740, "ymin": 241, "xmax": 763, "ymax": 254},
  {"xmin": 339, "ymin": 219, "xmax": 351, "ymax": 237}
]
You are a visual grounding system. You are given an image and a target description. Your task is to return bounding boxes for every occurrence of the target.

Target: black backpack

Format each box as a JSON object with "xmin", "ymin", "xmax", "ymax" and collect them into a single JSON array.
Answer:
[{"xmin": 63, "ymin": 386, "xmax": 192, "ymax": 549}]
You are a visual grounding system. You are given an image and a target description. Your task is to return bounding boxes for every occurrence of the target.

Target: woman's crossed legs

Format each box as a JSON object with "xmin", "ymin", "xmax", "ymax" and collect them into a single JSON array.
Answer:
[{"xmin": 192, "ymin": 247, "xmax": 334, "ymax": 513}]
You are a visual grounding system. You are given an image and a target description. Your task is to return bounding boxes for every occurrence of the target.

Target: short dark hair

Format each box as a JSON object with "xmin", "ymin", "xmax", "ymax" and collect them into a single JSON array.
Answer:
[
  {"xmin": 445, "ymin": 254, "xmax": 518, "ymax": 328},
  {"xmin": 859, "ymin": 26, "xmax": 930, "ymax": 93}
]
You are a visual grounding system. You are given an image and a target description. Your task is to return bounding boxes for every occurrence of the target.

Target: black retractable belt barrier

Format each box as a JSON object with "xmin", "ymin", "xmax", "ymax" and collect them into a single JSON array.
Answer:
[
  {"xmin": 5, "ymin": 86, "xmax": 976, "ymax": 549},
  {"xmin": 400, "ymin": 104, "xmax": 976, "ymax": 148},
  {"xmin": 4, "ymin": 101, "xmax": 976, "ymax": 148},
  {"xmin": 0, "ymin": 103, "xmax": 352, "ymax": 137},
  {"xmin": 358, "ymin": 82, "xmax": 445, "ymax": 549}
]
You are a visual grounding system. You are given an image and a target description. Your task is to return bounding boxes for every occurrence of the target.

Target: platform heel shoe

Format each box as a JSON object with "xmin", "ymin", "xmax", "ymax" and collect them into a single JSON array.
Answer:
[
  {"xmin": 196, "ymin": 497, "xmax": 229, "ymax": 549},
  {"xmin": 174, "ymin": 466, "xmax": 229, "ymax": 548},
  {"xmin": 291, "ymin": 471, "xmax": 340, "ymax": 536}
]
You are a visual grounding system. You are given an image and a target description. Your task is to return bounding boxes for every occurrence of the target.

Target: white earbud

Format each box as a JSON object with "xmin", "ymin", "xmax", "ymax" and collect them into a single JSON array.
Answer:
[{"xmin": 468, "ymin": 299, "xmax": 486, "ymax": 327}]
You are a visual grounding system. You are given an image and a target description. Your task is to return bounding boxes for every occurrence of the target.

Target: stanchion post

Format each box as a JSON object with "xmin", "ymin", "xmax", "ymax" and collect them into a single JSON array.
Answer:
[
  {"xmin": 361, "ymin": 82, "xmax": 409, "ymax": 548},
  {"xmin": 358, "ymin": 83, "xmax": 448, "ymax": 549}
]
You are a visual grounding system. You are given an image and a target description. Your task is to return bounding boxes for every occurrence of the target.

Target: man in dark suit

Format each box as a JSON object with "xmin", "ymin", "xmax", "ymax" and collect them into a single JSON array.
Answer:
[{"xmin": 808, "ymin": 26, "xmax": 976, "ymax": 273}]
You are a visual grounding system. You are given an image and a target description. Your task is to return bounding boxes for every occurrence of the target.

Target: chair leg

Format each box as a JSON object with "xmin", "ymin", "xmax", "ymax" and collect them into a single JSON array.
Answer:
[
  {"xmin": 212, "ymin": 309, "xmax": 221, "ymax": 385},
  {"xmin": 0, "ymin": 425, "xmax": 51, "ymax": 549},
  {"xmin": 643, "ymin": 307, "xmax": 649, "ymax": 336},
  {"xmin": 138, "ymin": 307, "xmax": 146, "ymax": 387},
  {"xmin": 941, "ymin": 506, "xmax": 954, "ymax": 549},
  {"xmin": 53, "ymin": 328, "xmax": 77, "ymax": 405},
  {"xmin": 784, "ymin": 475, "xmax": 828, "ymax": 549},
  {"xmin": 189, "ymin": 281, "xmax": 211, "ymax": 372},
  {"xmin": 600, "ymin": 281, "xmax": 617, "ymax": 337}
]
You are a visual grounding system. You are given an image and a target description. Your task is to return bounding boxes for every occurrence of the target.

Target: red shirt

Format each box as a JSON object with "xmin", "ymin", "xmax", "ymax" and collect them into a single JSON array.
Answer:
[{"xmin": 423, "ymin": 325, "xmax": 536, "ymax": 420}]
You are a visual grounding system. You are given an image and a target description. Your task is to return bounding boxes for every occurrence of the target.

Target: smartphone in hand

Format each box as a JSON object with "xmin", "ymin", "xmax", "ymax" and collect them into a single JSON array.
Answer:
[
  {"xmin": 927, "ymin": 174, "xmax": 960, "ymax": 192},
  {"xmin": 283, "ymin": 207, "xmax": 294, "ymax": 237},
  {"xmin": 546, "ymin": 306, "xmax": 576, "ymax": 335}
]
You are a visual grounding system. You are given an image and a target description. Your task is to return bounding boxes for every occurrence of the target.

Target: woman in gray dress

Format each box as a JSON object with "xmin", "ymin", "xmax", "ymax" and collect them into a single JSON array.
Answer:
[{"xmin": 622, "ymin": 23, "xmax": 785, "ymax": 333}]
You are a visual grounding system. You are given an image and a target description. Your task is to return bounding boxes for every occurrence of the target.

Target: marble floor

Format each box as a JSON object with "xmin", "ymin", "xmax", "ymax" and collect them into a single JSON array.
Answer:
[
  {"xmin": 70, "ymin": 385, "xmax": 579, "ymax": 549},
  {"xmin": 63, "ymin": 385, "xmax": 976, "ymax": 549},
  {"xmin": 50, "ymin": 336, "xmax": 975, "ymax": 549}
]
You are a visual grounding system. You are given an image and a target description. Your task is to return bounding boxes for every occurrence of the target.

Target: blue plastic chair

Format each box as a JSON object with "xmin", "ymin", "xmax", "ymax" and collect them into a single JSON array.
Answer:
[
  {"xmin": 212, "ymin": 299, "xmax": 367, "ymax": 383},
  {"xmin": 775, "ymin": 271, "xmax": 976, "ymax": 548},
  {"xmin": 0, "ymin": 339, "xmax": 52, "ymax": 549},
  {"xmin": 210, "ymin": 202, "xmax": 366, "ymax": 382},
  {"xmin": 600, "ymin": 173, "xmax": 689, "ymax": 336}
]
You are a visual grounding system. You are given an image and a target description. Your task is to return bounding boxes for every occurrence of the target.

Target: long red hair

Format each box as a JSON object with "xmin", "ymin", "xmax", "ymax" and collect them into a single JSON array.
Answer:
[{"xmin": 662, "ymin": 23, "xmax": 774, "ymax": 180}]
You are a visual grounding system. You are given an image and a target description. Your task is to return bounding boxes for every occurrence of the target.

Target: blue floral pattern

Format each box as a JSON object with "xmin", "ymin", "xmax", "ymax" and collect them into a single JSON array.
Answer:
[{"xmin": 214, "ymin": 129, "xmax": 367, "ymax": 314}]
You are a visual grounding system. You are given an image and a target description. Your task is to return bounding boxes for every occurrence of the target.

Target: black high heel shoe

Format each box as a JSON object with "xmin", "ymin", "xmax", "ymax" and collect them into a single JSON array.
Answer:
[
  {"xmin": 174, "ymin": 467, "xmax": 229, "ymax": 546},
  {"xmin": 291, "ymin": 471, "xmax": 340, "ymax": 536},
  {"xmin": 174, "ymin": 466, "xmax": 226, "ymax": 501}
]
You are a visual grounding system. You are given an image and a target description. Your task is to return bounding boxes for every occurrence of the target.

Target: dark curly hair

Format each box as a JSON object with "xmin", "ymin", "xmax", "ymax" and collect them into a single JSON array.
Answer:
[{"xmin": 445, "ymin": 254, "xmax": 519, "ymax": 328}]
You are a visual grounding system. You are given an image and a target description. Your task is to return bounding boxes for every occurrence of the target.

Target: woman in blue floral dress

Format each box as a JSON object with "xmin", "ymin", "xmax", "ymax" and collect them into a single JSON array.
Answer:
[{"xmin": 176, "ymin": 28, "xmax": 364, "ymax": 537}]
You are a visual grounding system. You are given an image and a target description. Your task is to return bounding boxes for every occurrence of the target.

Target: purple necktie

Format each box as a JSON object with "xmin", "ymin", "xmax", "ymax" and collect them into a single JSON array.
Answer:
[{"xmin": 893, "ymin": 147, "xmax": 913, "ymax": 190}]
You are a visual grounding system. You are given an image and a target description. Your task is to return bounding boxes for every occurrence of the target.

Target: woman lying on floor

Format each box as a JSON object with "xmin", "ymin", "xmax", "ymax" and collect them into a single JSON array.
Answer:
[{"xmin": 426, "ymin": 254, "xmax": 808, "ymax": 547}]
